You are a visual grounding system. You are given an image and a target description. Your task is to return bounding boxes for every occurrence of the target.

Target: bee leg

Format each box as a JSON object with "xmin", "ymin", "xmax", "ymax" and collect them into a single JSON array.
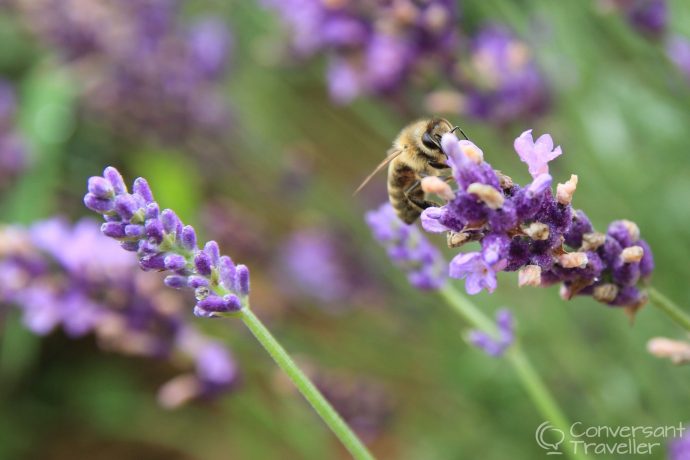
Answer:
[{"xmin": 404, "ymin": 180, "xmax": 441, "ymax": 210}]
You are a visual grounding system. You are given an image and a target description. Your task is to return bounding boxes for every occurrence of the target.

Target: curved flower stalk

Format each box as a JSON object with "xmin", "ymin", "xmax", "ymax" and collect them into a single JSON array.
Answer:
[
  {"xmin": 84, "ymin": 167, "xmax": 375, "ymax": 460},
  {"xmin": 421, "ymin": 130, "xmax": 655, "ymax": 316},
  {"xmin": 274, "ymin": 360, "xmax": 395, "ymax": 444},
  {"xmin": 11, "ymin": 0, "xmax": 232, "ymax": 144},
  {"xmin": 0, "ymin": 218, "xmax": 237, "ymax": 406},
  {"xmin": 0, "ymin": 79, "xmax": 29, "ymax": 189},
  {"xmin": 365, "ymin": 203, "xmax": 585, "ymax": 459},
  {"xmin": 364, "ymin": 213, "xmax": 585, "ymax": 459}
]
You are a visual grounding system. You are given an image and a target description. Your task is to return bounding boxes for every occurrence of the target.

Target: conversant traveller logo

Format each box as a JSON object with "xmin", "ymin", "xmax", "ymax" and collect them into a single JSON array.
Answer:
[
  {"xmin": 536, "ymin": 421, "xmax": 565, "ymax": 455},
  {"xmin": 535, "ymin": 421, "xmax": 686, "ymax": 456}
]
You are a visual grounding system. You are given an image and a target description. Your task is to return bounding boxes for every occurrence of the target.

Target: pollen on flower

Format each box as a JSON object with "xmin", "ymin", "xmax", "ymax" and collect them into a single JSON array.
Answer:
[
  {"xmin": 621, "ymin": 246, "xmax": 644, "ymax": 263},
  {"xmin": 522, "ymin": 222, "xmax": 550, "ymax": 240},
  {"xmin": 647, "ymin": 337, "xmax": 690, "ymax": 364},
  {"xmin": 518, "ymin": 265, "xmax": 542, "ymax": 287},
  {"xmin": 581, "ymin": 232, "xmax": 606, "ymax": 251},
  {"xmin": 557, "ymin": 252, "xmax": 589, "ymax": 268},
  {"xmin": 593, "ymin": 283, "xmax": 619, "ymax": 303},
  {"xmin": 467, "ymin": 183, "xmax": 504, "ymax": 209},
  {"xmin": 556, "ymin": 174, "xmax": 578, "ymax": 205},
  {"xmin": 421, "ymin": 176, "xmax": 455, "ymax": 201},
  {"xmin": 459, "ymin": 141, "xmax": 484, "ymax": 163},
  {"xmin": 621, "ymin": 220, "xmax": 641, "ymax": 242}
]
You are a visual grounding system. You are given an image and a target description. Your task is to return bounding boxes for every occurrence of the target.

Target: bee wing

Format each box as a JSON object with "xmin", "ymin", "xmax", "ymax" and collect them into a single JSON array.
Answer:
[{"xmin": 352, "ymin": 148, "xmax": 403, "ymax": 196}]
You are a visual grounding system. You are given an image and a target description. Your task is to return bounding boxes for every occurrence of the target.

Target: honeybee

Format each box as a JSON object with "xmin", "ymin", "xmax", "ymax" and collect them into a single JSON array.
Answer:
[{"xmin": 354, "ymin": 117, "xmax": 466, "ymax": 224}]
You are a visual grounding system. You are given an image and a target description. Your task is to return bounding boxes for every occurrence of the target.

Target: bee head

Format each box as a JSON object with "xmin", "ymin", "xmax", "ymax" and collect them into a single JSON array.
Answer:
[{"xmin": 421, "ymin": 118, "xmax": 454, "ymax": 155}]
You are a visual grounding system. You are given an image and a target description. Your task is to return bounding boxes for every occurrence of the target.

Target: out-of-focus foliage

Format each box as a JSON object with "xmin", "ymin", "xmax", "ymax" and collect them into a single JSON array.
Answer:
[{"xmin": 1, "ymin": 1, "xmax": 690, "ymax": 459}]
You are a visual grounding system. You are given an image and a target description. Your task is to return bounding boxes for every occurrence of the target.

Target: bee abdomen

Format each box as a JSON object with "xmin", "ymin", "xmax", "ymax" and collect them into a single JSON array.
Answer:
[
  {"xmin": 388, "ymin": 189, "xmax": 420, "ymax": 224},
  {"xmin": 388, "ymin": 163, "xmax": 422, "ymax": 224}
]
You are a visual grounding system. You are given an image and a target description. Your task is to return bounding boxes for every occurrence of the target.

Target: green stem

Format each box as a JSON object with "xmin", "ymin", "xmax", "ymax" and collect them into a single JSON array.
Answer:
[
  {"xmin": 438, "ymin": 285, "xmax": 588, "ymax": 460},
  {"xmin": 647, "ymin": 287, "xmax": 690, "ymax": 332},
  {"xmin": 239, "ymin": 307, "xmax": 375, "ymax": 460}
]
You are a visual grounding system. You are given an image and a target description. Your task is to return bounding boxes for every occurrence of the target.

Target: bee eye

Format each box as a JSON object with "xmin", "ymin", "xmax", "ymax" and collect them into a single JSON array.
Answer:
[{"xmin": 422, "ymin": 132, "xmax": 440, "ymax": 150}]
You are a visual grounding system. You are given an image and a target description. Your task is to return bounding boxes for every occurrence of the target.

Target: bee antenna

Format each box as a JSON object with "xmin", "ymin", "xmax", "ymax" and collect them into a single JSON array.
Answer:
[{"xmin": 450, "ymin": 126, "xmax": 469, "ymax": 140}]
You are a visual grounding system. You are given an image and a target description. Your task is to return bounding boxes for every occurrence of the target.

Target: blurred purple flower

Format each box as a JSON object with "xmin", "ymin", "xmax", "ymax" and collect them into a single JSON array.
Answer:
[
  {"xmin": 469, "ymin": 309, "xmax": 515, "ymax": 357},
  {"xmin": 460, "ymin": 25, "xmax": 549, "ymax": 124},
  {"xmin": 670, "ymin": 427, "xmax": 690, "ymax": 460},
  {"xmin": 626, "ymin": 0, "xmax": 666, "ymax": 38},
  {"xmin": 189, "ymin": 17, "xmax": 233, "ymax": 79},
  {"xmin": 263, "ymin": 0, "xmax": 458, "ymax": 103},
  {"xmin": 0, "ymin": 79, "xmax": 29, "ymax": 187},
  {"xmin": 14, "ymin": 0, "xmax": 233, "ymax": 144},
  {"xmin": 667, "ymin": 35, "xmax": 690, "ymax": 81},
  {"xmin": 278, "ymin": 227, "xmax": 351, "ymax": 304},
  {"xmin": 366, "ymin": 202, "xmax": 446, "ymax": 290},
  {"xmin": 0, "ymin": 218, "xmax": 237, "ymax": 406}
]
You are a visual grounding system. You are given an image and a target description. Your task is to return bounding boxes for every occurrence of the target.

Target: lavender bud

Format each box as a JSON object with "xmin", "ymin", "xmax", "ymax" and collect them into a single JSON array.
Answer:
[
  {"xmin": 115, "ymin": 194, "xmax": 139, "ymax": 220},
  {"xmin": 204, "ymin": 241, "xmax": 221, "ymax": 265},
  {"xmin": 139, "ymin": 239, "xmax": 160, "ymax": 254},
  {"xmin": 526, "ymin": 173, "xmax": 552, "ymax": 198},
  {"xmin": 218, "ymin": 256, "xmax": 236, "ymax": 290},
  {"xmin": 101, "ymin": 222, "xmax": 126, "ymax": 239},
  {"xmin": 133, "ymin": 177, "xmax": 155, "ymax": 203},
  {"xmin": 197, "ymin": 295, "xmax": 229, "ymax": 313},
  {"xmin": 164, "ymin": 254, "xmax": 187, "ymax": 271},
  {"xmin": 88, "ymin": 176, "xmax": 114, "ymax": 198},
  {"xmin": 104, "ymin": 166, "xmax": 127, "ymax": 194},
  {"xmin": 140, "ymin": 254, "xmax": 166, "ymax": 271},
  {"xmin": 193, "ymin": 306, "xmax": 215, "ymax": 318},
  {"xmin": 223, "ymin": 294, "xmax": 242, "ymax": 312},
  {"xmin": 121, "ymin": 241, "xmax": 140, "ymax": 252},
  {"xmin": 236, "ymin": 264, "xmax": 250, "ymax": 296},
  {"xmin": 194, "ymin": 251, "xmax": 213, "ymax": 276},
  {"xmin": 161, "ymin": 209, "xmax": 182, "ymax": 234},
  {"xmin": 84, "ymin": 193, "xmax": 114, "ymax": 213},
  {"xmin": 145, "ymin": 202, "xmax": 160, "ymax": 220},
  {"xmin": 145, "ymin": 219, "xmax": 164, "ymax": 244},
  {"xmin": 124, "ymin": 224, "xmax": 145, "ymax": 238},
  {"xmin": 164, "ymin": 275, "xmax": 188, "ymax": 289},
  {"xmin": 188, "ymin": 275, "xmax": 209, "ymax": 289},
  {"xmin": 638, "ymin": 240, "xmax": 654, "ymax": 278},
  {"xmin": 181, "ymin": 225, "xmax": 197, "ymax": 251}
]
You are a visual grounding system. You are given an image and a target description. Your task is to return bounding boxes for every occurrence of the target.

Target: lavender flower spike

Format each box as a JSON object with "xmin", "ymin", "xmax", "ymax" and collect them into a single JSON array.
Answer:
[
  {"xmin": 85, "ymin": 167, "xmax": 375, "ymax": 459},
  {"xmin": 84, "ymin": 166, "xmax": 248, "ymax": 318},
  {"xmin": 416, "ymin": 130, "xmax": 654, "ymax": 313},
  {"xmin": 366, "ymin": 203, "xmax": 446, "ymax": 290},
  {"xmin": 468, "ymin": 309, "xmax": 515, "ymax": 357}
]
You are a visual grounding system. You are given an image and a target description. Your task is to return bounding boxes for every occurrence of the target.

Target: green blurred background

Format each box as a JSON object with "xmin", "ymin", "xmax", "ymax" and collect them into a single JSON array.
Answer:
[{"xmin": 1, "ymin": 1, "xmax": 689, "ymax": 459}]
